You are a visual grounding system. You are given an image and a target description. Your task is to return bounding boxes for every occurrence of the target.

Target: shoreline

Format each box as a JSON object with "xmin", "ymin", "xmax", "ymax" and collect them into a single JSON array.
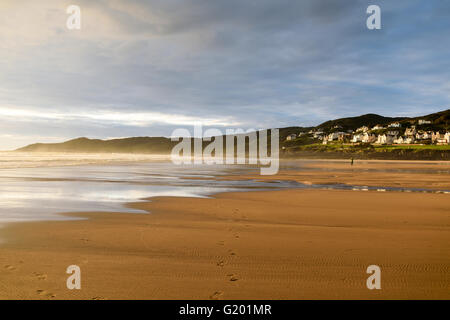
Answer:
[
  {"xmin": 1, "ymin": 152, "xmax": 449, "ymax": 169},
  {"xmin": 217, "ymin": 160, "xmax": 450, "ymax": 191}
]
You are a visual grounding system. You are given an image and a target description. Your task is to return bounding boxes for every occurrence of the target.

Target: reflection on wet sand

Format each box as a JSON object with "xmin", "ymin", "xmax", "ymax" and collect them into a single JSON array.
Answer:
[{"xmin": 0, "ymin": 156, "xmax": 449, "ymax": 223}]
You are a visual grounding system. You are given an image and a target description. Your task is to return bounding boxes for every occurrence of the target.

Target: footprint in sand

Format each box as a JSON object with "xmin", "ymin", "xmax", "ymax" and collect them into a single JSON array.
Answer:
[
  {"xmin": 36, "ymin": 290, "xmax": 56, "ymax": 298},
  {"xmin": 210, "ymin": 291, "xmax": 224, "ymax": 300},
  {"xmin": 217, "ymin": 241, "xmax": 225, "ymax": 246},
  {"xmin": 227, "ymin": 274, "xmax": 239, "ymax": 282},
  {"xmin": 216, "ymin": 260, "xmax": 225, "ymax": 267},
  {"xmin": 228, "ymin": 250, "xmax": 236, "ymax": 256},
  {"xmin": 33, "ymin": 272, "xmax": 47, "ymax": 280},
  {"xmin": 92, "ymin": 296, "xmax": 107, "ymax": 300},
  {"xmin": 4, "ymin": 265, "xmax": 16, "ymax": 271}
]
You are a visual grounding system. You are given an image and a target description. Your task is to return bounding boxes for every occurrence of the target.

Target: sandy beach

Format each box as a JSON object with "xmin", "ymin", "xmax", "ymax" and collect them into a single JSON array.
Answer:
[{"xmin": 0, "ymin": 160, "xmax": 449, "ymax": 300}]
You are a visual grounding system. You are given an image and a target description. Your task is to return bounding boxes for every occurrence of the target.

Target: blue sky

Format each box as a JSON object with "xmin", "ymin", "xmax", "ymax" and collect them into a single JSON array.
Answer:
[{"xmin": 0, "ymin": 0, "xmax": 449, "ymax": 150}]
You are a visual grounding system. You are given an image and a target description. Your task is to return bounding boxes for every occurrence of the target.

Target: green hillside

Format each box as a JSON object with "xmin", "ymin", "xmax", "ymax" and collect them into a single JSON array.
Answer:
[{"xmin": 317, "ymin": 113, "xmax": 406, "ymax": 131}]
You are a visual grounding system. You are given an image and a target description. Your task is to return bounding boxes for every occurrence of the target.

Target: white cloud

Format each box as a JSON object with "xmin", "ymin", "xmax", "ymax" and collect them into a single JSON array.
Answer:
[{"xmin": 0, "ymin": 107, "xmax": 242, "ymax": 127}]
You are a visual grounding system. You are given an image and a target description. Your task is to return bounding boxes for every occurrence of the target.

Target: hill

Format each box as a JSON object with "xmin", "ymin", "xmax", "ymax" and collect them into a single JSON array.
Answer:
[
  {"xmin": 18, "ymin": 137, "xmax": 177, "ymax": 154},
  {"xmin": 317, "ymin": 113, "xmax": 406, "ymax": 131},
  {"xmin": 16, "ymin": 109, "xmax": 450, "ymax": 157},
  {"xmin": 403, "ymin": 109, "xmax": 450, "ymax": 126}
]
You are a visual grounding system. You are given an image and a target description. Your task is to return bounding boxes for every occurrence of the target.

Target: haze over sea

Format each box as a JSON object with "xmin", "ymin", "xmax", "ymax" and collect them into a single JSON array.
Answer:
[
  {"xmin": 0, "ymin": 153, "xmax": 448, "ymax": 224},
  {"xmin": 0, "ymin": 152, "xmax": 292, "ymax": 224}
]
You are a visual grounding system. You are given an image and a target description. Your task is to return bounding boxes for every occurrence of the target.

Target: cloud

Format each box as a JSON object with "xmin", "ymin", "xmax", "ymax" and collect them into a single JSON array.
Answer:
[
  {"xmin": 0, "ymin": 0, "xmax": 449, "ymax": 149},
  {"xmin": 0, "ymin": 107, "xmax": 242, "ymax": 127}
]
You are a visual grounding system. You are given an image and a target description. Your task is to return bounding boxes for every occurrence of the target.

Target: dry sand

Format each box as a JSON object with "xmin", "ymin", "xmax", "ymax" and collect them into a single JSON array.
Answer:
[{"xmin": 0, "ymin": 161, "xmax": 449, "ymax": 300}]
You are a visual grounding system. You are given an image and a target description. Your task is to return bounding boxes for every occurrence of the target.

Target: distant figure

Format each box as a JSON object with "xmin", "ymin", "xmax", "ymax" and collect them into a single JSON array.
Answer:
[{"xmin": 351, "ymin": 157, "xmax": 354, "ymax": 166}]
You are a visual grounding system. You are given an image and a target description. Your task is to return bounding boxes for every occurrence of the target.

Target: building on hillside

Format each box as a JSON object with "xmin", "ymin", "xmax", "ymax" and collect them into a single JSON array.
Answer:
[
  {"xmin": 393, "ymin": 136, "xmax": 414, "ymax": 144},
  {"xmin": 418, "ymin": 119, "xmax": 431, "ymax": 125},
  {"xmin": 416, "ymin": 132, "xmax": 431, "ymax": 140},
  {"xmin": 431, "ymin": 132, "xmax": 439, "ymax": 143},
  {"xmin": 372, "ymin": 124, "xmax": 385, "ymax": 130},
  {"xmin": 404, "ymin": 126, "xmax": 417, "ymax": 136},
  {"xmin": 351, "ymin": 134, "xmax": 362, "ymax": 143},
  {"xmin": 393, "ymin": 136, "xmax": 404, "ymax": 144},
  {"xmin": 313, "ymin": 131, "xmax": 323, "ymax": 139},
  {"xmin": 325, "ymin": 132, "xmax": 346, "ymax": 142},
  {"xmin": 386, "ymin": 131, "xmax": 399, "ymax": 136},
  {"xmin": 431, "ymin": 132, "xmax": 443, "ymax": 144},
  {"xmin": 361, "ymin": 133, "xmax": 377, "ymax": 143},
  {"xmin": 338, "ymin": 133, "xmax": 351, "ymax": 142},
  {"xmin": 388, "ymin": 122, "xmax": 402, "ymax": 128},
  {"xmin": 286, "ymin": 134, "xmax": 297, "ymax": 141},
  {"xmin": 356, "ymin": 126, "xmax": 369, "ymax": 133},
  {"xmin": 404, "ymin": 136, "xmax": 415, "ymax": 144},
  {"xmin": 376, "ymin": 133, "xmax": 397, "ymax": 145},
  {"xmin": 433, "ymin": 132, "xmax": 450, "ymax": 145}
]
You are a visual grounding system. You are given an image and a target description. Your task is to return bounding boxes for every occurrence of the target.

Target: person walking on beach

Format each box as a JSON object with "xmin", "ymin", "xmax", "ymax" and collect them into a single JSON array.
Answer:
[{"xmin": 351, "ymin": 157, "xmax": 354, "ymax": 166}]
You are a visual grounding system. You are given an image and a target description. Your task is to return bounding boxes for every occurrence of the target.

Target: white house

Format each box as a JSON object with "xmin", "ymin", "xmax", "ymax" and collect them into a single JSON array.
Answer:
[
  {"xmin": 386, "ymin": 131, "xmax": 399, "ymax": 136},
  {"xmin": 356, "ymin": 126, "xmax": 369, "ymax": 133},
  {"xmin": 313, "ymin": 131, "xmax": 324, "ymax": 139},
  {"xmin": 361, "ymin": 133, "xmax": 377, "ymax": 143},
  {"xmin": 416, "ymin": 132, "xmax": 431, "ymax": 140},
  {"xmin": 324, "ymin": 132, "xmax": 346, "ymax": 142},
  {"xmin": 388, "ymin": 122, "xmax": 402, "ymax": 128},
  {"xmin": 376, "ymin": 134, "xmax": 396, "ymax": 145},
  {"xmin": 394, "ymin": 136, "xmax": 414, "ymax": 144},
  {"xmin": 351, "ymin": 134, "xmax": 362, "ymax": 143},
  {"xmin": 327, "ymin": 132, "xmax": 338, "ymax": 141},
  {"xmin": 418, "ymin": 119, "xmax": 431, "ymax": 125},
  {"xmin": 393, "ymin": 136, "xmax": 404, "ymax": 144},
  {"xmin": 372, "ymin": 124, "xmax": 385, "ymax": 130},
  {"xmin": 404, "ymin": 127, "xmax": 417, "ymax": 136},
  {"xmin": 404, "ymin": 136, "xmax": 415, "ymax": 144},
  {"xmin": 435, "ymin": 132, "xmax": 450, "ymax": 145},
  {"xmin": 431, "ymin": 132, "xmax": 447, "ymax": 144},
  {"xmin": 286, "ymin": 134, "xmax": 297, "ymax": 141}
]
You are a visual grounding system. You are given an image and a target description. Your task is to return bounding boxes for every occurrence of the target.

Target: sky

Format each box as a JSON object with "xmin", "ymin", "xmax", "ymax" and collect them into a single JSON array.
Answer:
[{"xmin": 0, "ymin": 0, "xmax": 449, "ymax": 150}]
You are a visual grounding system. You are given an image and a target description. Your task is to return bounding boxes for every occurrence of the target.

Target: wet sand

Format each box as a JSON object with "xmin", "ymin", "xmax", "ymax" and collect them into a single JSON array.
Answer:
[
  {"xmin": 0, "ymin": 161, "xmax": 449, "ymax": 300},
  {"xmin": 221, "ymin": 160, "xmax": 450, "ymax": 191}
]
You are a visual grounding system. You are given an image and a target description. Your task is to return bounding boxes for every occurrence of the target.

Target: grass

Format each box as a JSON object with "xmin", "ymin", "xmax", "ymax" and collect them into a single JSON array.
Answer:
[
  {"xmin": 374, "ymin": 144, "xmax": 450, "ymax": 151},
  {"xmin": 288, "ymin": 143, "xmax": 450, "ymax": 152}
]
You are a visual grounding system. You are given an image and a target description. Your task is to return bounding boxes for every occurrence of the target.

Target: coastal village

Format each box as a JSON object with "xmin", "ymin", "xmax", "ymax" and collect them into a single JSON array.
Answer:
[{"xmin": 286, "ymin": 118, "xmax": 450, "ymax": 146}]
